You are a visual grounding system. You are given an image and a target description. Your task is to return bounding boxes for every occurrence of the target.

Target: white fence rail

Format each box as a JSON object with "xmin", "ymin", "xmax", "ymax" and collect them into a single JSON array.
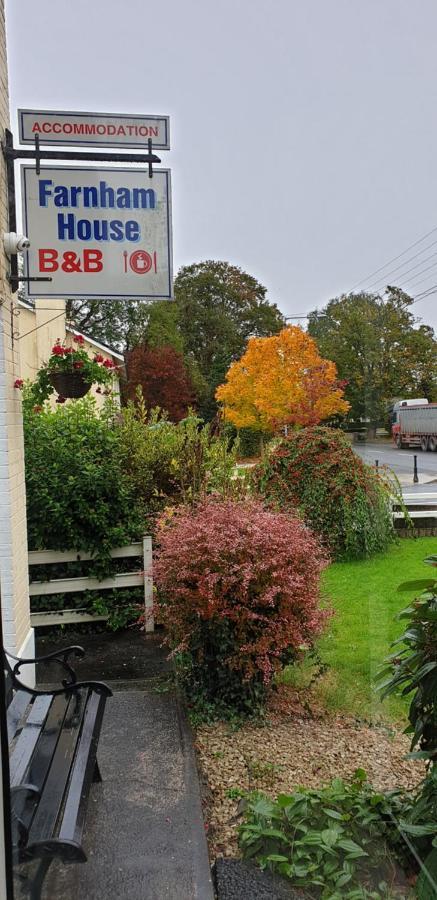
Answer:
[
  {"xmin": 392, "ymin": 493, "xmax": 437, "ymax": 522},
  {"xmin": 29, "ymin": 537, "xmax": 154, "ymax": 632}
]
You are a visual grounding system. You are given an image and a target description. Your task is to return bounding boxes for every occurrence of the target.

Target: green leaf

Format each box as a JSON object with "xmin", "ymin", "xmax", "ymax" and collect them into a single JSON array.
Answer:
[
  {"xmin": 337, "ymin": 839, "xmax": 368, "ymax": 856},
  {"xmin": 323, "ymin": 808, "xmax": 344, "ymax": 820},
  {"xmin": 399, "ymin": 822, "xmax": 437, "ymax": 837},
  {"xmin": 353, "ymin": 768, "xmax": 367, "ymax": 783},
  {"xmin": 252, "ymin": 797, "xmax": 277, "ymax": 818},
  {"xmin": 321, "ymin": 828, "xmax": 341, "ymax": 847}
]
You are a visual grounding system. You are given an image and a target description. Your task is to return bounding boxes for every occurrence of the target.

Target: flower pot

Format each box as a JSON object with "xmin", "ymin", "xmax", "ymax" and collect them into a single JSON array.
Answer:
[{"xmin": 49, "ymin": 371, "xmax": 92, "ymax": 399}]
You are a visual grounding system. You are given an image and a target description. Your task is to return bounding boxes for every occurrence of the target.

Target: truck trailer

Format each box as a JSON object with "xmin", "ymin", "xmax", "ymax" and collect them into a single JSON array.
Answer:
[{"xmin": 391, "ymin": 399, "xmax": 437, "ymax": 451}]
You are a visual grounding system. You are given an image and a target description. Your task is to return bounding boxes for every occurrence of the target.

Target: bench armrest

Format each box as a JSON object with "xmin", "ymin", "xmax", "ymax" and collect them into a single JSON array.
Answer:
[{"xmin": 5, "ymin": 645, "xmax": 85, "ymax": 689}]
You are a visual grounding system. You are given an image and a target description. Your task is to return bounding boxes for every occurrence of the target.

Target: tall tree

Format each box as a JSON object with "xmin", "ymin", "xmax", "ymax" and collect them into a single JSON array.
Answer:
[
  {"xmin": 216, "ymin": 326, "xmax": 349, "ymax": 432},
  {"xmin": 174, "ymin": 260, "xmax": 285, "ymax": 418},
  {"xmin": 307, "ymin": 287, "xmax": 437, "ymax": 428},
  {"xmin": 125, "ymin": 344, "xmax": 195, "ymax": 422}
]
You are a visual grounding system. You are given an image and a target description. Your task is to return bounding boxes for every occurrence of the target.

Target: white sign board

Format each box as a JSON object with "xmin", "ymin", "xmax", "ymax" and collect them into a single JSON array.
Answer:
[
  {"xmin": 18, "ymin": 109, "xmax": 170, "ymax": 150},
  {"xmin": 21, "ymin": 165, "xmax": 173, "ymax": 300}
]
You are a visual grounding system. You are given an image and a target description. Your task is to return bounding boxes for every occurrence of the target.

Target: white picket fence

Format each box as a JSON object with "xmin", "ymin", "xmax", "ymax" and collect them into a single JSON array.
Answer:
[{"xmin": 28, "ymin": 537, "xmax": 154, "ymax": 632}]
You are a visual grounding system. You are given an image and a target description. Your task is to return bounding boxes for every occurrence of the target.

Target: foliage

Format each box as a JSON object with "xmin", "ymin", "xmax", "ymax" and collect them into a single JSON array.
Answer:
[
  {"xmin": 223, "ymin": 423, "xmax": 268, "ymax": 458},
  {"xmin": 26, "ymin": 335, "xmax": 117, "ymax": 405},
  {"xmin": 308, "ymin": 287, "xmax": 437, "ymax": 428},
  {"xmin": 142, "ymin": 299, "xmax": 184, "ymax": 353},
  {"xmin": 174, "ymin": 260, "xmax": 284, "ymax": 418},
  {"xmin": 67, "ymin": 297, "xmax": 151, "ymax": 352},
  {"xmin": 23, "ymin": 395, "xmax": 145, "ymax": 558},
  {"xmin": 124, "ymin": 344, "xmax": 195, "ymax": 422},
  {"xmin": 116, "ymin": 394, "xmax": 239, "ymax": 511},
  {"xmin": 377, "ymin": 576, "xmax": 437, "ymax": 764},
  {"xmin": 239, "ymin": 769, "xmax": 412, "ymax": 898},
  {"xmin": 217, "ymin": 326, "xmax": 349, "ymax": 432},
  {"xmin": 377, "ymin": 560, "xmax": 437, "ymax": 887},
  {"xmin": 154, "ymin": 498, "xmax": 328, "ymax": 716},
  {"xmin": 68, "ymin": 261, "xmax": 285, "ymax": 420},
  {"xmin": 255, "ymin": 427, "xmax": 395, "ymax": 560}
]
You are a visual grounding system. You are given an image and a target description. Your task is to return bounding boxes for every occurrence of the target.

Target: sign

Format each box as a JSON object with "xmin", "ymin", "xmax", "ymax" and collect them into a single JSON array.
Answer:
[
  {"xmin": 18, "ymin": 109, "xmax": 170, "ymax": 150},
  {"xmin": 21, "ymin": 165, "xmax": 173, "ymax": 300}
]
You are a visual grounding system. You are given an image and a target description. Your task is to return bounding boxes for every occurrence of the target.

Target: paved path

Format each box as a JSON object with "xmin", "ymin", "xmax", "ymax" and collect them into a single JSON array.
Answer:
[{"xmin": 36, "ymin": 635, "xmax": 214, "ymax": 900}]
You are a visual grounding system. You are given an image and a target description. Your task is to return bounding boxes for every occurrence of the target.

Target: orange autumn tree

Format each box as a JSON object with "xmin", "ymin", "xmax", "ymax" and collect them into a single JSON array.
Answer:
[{"xmin": 216, "ymin": 325, "xmax": 349, "ymax": 431}]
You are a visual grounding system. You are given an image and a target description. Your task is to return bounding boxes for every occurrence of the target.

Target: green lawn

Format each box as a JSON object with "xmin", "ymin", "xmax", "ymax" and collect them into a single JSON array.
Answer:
[{"xmin": 285, "ymin": 537, "xmax": 436, "ymax": 724}]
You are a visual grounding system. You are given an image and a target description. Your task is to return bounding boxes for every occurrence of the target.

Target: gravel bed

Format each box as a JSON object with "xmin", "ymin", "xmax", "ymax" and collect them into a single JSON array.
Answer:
[{"xmin": 196, "ymin": 694, "xmax": 424, "ymax": 861}]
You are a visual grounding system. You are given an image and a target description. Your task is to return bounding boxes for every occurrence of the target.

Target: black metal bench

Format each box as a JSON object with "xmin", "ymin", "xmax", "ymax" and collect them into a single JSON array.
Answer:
[{"xmin": 4, "ymin": 644, "xmax": 112, "ymax": 899}]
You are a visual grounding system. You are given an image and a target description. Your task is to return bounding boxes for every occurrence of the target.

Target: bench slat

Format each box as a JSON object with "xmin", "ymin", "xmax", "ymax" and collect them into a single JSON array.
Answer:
[
  {"xmin": 28, "ymin": 691, "xmax": 89, "ymax": 844},
  {"xmin": 22, "ymin": 694, "xmax": 72, "ymax": 803},
  {"xmin": 7, "ymin": 690, "xmax": 32, "ymax": 744},
  {"xmin": 59, "ymin": 692, "xmax": 105, "ymax": 844},
  {"xmin": 9, "ymin": 696, "xmax": 52, "ymax": 788}
]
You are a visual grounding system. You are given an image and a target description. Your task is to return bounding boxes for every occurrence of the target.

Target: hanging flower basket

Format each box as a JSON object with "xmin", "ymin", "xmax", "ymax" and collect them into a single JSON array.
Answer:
[
  {"xmin": 48, "ymin": 371, "xmax": 92, "ymax": 399},
  {"xmin": 21, "ymin": 336, "xmax": 120, "ymax": 406}
]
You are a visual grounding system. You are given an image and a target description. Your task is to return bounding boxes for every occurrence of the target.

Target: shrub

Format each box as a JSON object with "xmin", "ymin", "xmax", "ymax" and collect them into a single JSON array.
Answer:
[
  {"xmin": 255, "ymin": 426, "xmax": 394, "ymax": 560},
  {"xmin": 154, "ymin": 498, "xmax": 329, "ymax": 716},
  {"xmin": 23, "ymin": 395, "xmax": 145, "ymax": 557},
  {"xmin": 377, "ymin": 559, "xmax": 437, "ymax": 891},
  {"xmin": 23, "ymin": 395, "xmax": 147, "ymax": 627},
  {"xmin": 117, "ymin": 396, "xmax": 238, "ymax": 509},
  {"xmin": 239, "ymin": 770, "xmax": 412, "ymax": 898}
]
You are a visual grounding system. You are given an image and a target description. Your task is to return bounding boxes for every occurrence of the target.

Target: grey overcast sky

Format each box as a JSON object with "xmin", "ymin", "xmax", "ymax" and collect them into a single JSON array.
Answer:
[{"xmin": 5, "ymin": 0, "xmax": 437, "ymax": 330}]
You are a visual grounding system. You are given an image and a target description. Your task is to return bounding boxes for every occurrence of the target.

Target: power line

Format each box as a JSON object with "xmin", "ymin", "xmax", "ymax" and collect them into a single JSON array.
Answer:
[
  {"xmin": 398, "ymin": 264, "xmax": 437, "ymax": 292},
  {"xmin": 399, "ymin": 259, "xmax": 437, "ymax": 290},
  {"xmin": 411, "ymin": 284, "xmax": 437, "ymax": 305},
  {"xmin": 346, "ymin": 223, "xmax": 437, "ymax": 292},
  {"xmin": 366, "ymin": 250, "xmax": 437, "ymax": 293},
  {"xmin": 364, "ymin": 241, "xmax": 437, "ymax": 292}
]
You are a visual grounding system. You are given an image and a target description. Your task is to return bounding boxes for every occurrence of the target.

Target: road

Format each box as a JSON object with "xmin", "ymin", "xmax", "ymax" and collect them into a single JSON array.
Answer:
[{"xmin": 353, "ymin": 440, "xmax": 437, "ymax": 492}]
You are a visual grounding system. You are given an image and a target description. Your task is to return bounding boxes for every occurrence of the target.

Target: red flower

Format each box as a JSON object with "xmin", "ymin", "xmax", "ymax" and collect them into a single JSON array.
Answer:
[
  {"xmin": 103, "ymin": 358, "xmax": 115, "ymax": 369},
  {"xmin": 93, "ymin": 353, "xmax": 104, "ymax": 364},
  {"xmin": 51, "ymin": 343, "xmax": 65, "ymax": 356},
  {"xmin": 14, "ymin": 378, "xmax": 24, "ymax": 389},
  {"xmin": 73, "ymin": 360, "xmax": 84, "ymax": 369},
  {"xmin": 33, "ymin": 405, "xmax": 42, "ymax": 413},
  {"xmin": 64, "ymin": 347, "xmax": 74, "ymax": 354},
  {"xmin": 73, "ymin": 334, "xmax": 85, "ymax": 345}
]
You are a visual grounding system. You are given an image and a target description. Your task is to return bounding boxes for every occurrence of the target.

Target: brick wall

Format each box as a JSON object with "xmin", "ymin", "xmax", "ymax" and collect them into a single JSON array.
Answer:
[{"xmin": 0, "ymin": 0, "xmax": 32, "ymax": 656}]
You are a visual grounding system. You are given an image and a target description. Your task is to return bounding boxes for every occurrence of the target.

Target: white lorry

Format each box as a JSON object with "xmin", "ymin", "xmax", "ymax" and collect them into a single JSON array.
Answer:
[{"xmin": 391, "ymin": 399, "xmax": 437, "ymax": 451}]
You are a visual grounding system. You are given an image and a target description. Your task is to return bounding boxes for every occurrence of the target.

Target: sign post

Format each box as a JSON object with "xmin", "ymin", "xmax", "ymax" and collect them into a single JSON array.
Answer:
[{"xmin": 21, "ymin": 165, "xmax": 173, "ymax": 299}]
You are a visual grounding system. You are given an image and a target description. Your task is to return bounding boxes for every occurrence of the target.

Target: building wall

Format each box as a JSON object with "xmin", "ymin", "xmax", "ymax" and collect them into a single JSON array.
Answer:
[
  {"xmin": 0, "ymin": 0, "xmax": 33, "ymax": 663},
  {"xmin": 17, "ymin": 298, "xmax": 122, "ymax": 407}
]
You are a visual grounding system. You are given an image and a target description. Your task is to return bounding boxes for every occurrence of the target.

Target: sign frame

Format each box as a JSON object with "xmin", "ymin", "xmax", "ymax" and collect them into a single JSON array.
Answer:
[
  {"xmin": 21, "ymin": 164, "xmax": 173, "ymax": 301},
  {"xmin": 18, "ymin": 108, "xmax": 170, "ymax": 151}
]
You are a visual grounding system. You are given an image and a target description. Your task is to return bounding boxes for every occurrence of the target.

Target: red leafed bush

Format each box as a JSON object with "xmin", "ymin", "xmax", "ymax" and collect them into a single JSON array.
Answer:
[
  {"xmin": 125, "ymin": 344, "xmax": 195, "ymax": 422},
  {"xmin": 154, "ymin": 498, "xmax": 329, "ymax": 715}
]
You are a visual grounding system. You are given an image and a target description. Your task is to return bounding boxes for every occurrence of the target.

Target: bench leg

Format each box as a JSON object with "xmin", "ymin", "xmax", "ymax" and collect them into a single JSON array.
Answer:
[
  {"xmin": 29, "ymin": 857, "xmax": 52, "ymax": 900},
  {"xmin": 93, "ymin": 759, "xmax": 102, "ymax": 783}
]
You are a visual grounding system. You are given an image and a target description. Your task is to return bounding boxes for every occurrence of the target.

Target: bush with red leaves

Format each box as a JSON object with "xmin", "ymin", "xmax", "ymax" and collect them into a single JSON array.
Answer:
[
  {"xmin": 125, "ymin": 344, "xmax": 195, "ymax": 422},
  {"xmin": 154, "ymin": 498, "xmax": 329, "ymax": 716}
]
